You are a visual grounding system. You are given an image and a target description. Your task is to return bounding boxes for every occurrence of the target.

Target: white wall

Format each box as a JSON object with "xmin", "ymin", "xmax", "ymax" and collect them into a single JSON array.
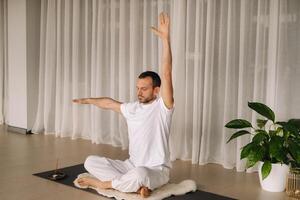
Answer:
[
  {"xmin": 6, "ymin": 0, "xmax": 40, "ymax": 130},
  {"xmin": 7, "ymin": 0, "xmax": 27, "ymax": 129}
]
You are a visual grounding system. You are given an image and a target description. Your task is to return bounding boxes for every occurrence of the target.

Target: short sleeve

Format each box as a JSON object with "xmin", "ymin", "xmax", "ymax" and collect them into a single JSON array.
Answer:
[
  {"xmin": 120, "ymin": 103, "xmax": 130, "ymax": 119},
  {"xmin": 121, "ymin": 102, "xmax": 138, "ymax": 119},
  {"xmin": 159, "ymin": 97, "xmax": 175, "ymax": 114}
]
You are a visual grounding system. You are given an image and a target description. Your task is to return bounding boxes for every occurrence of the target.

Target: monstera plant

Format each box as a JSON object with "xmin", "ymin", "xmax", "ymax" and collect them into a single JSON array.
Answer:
[{"xmin": 225, "ymin": 102, "xmax": 300, "ymax": 183}]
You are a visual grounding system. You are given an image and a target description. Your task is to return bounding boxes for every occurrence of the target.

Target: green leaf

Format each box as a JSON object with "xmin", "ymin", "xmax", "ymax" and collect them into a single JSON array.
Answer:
[
  {"xmin": 276, "ymin": 121, "xmax": 286, "ymax": 127},
  {"xmin": 252, "ymin": 131, "xmax": 268, "ymax": 144},
  {"xmin": 225, "ymin": 119, "xmax": 252, "ymax": 129},
  {"xmin": 248, "ymin": 102, "xmax": 275, "ymax": 122},
  {"xmin": 246, "ymin": 159, "xmax": 257, "ymax": 168},
  {"xmin": 261, "ymin": 161, "xmax": 272, "ymax": 180},
  {"xmin": 290, "ymin": 160, "xmax": 300, "ymax": 168},
  {"xmin": 269, "ymin": 130, "xmax": 277, "ymax": 137},
  {"xmin": 284, "ymin": 120, "xmax": 300, "ymax": 135},
  {"xmin": 276, "ymin": 127, "xmax": 283, "ymax": 134},
  {"xmin": 269, "ymin": 136, "xmax": 285, "ymax": 161},
  {"xmin": 283, "ymin": 129, "xmax": 289, "ymax": 140},
  {"xmin": 289, "ymin": 140, "xmax": 300, "ymax": 163},
  {"xmin": 241, "ymin": 142, "xmax": 254, "ymax": 160},
  {"xmin": 255, "ymin": 129, "xmax": 269, "ymax": 135},
  {"xmin": 246, "ymin": 146, "xmax": 265, "ymax": 168},
  {"xmin": 288, "ymin": 119, "xmax": 300, "ymax": 131},
  {"xmin": 257, "ymin": 119, "xmax": 268, "ymax": 129},
  {"xmin": 227, "ymin": 130, "xmax": 251, "ymax": 143}
]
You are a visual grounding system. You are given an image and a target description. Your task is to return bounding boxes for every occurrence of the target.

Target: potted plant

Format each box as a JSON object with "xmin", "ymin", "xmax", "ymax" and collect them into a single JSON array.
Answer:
[{"xmin": 225, "ymin": 102, "xmax": 300, "ymax": 192}]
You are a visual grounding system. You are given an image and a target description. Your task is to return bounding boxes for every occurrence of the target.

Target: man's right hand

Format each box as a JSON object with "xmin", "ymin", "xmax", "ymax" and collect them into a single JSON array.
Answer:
[
  {"xmin": 72, "ymin": 98, "xmax": 90, "ymax": 104},
  {"xmin": 72, "ymin": 97, "xmax": 121, "ymax": 113}
]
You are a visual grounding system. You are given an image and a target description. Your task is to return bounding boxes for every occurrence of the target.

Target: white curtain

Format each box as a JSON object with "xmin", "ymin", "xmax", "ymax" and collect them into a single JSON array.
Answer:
[
  {"xmin": 0, "ymin": 0, "xmax": 7, "ymax": 125},
  {"xmin": 170, "ymin": 0, "xmax": 300, "ymax": 171},
  {"xmin": 33, "ymin": 0, "xmax": 300, "ymax": 171}
]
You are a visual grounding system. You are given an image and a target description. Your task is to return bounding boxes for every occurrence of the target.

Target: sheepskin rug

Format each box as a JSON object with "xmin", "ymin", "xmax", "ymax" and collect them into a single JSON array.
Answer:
[{"xmin": 74, "ymin": 173, "xmax": 197, "ymax": 200}]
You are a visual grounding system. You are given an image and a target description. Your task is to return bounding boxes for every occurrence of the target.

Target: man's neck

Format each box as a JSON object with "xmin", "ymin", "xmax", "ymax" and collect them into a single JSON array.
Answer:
[{"xmin": 141, "ymin": 96, "xmax": 157, "ymax": 105}]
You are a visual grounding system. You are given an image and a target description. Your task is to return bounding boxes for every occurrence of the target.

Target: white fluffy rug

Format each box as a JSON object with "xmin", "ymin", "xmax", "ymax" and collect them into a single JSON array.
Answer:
[{"xmin": 74, "ymin": 173, "xmax": 197, "ymax": 200}]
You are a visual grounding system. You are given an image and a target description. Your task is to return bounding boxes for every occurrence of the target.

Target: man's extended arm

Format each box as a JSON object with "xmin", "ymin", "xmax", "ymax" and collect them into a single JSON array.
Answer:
[
  {"xmin": 151, "ymin": 13, "xmax": 174, "ymax": 109},
  {"xmin": 72, "ymin": 97, "xmax": 122, "ymax": 113}
]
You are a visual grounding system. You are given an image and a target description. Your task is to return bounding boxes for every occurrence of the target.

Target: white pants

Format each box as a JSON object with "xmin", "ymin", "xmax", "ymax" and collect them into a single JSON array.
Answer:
[{"xmin": 84, "ymin": 155, "xmax": 170, "ymax": 192}]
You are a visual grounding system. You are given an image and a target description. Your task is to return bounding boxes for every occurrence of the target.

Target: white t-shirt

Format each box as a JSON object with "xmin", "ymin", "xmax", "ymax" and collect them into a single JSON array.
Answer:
[{"xmin": 120, "ymin": 97, "xmax": 174, "ymax": 168}]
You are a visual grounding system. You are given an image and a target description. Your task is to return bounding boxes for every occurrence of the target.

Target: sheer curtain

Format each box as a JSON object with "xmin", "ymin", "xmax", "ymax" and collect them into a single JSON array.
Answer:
[
  {"xmin": 32, "ymin": 0, "xmax": 300, "ymax": 171},
  {"xmin": 32, "ymin": 0, "xmax": 170, "ymax": 148},
  {"xmin": 0, "ymin": 0, "xmax": 7, "ymax": 124},
  {"xmin": 170, "ymin": 0, "xmax": 300, "ymax": 171}
]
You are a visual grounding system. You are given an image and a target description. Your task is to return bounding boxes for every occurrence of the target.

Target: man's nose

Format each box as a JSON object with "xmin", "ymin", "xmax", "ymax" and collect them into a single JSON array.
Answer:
[{"xmin": 137, "ymin": 90, "xmax": 142, "ymax": 96}]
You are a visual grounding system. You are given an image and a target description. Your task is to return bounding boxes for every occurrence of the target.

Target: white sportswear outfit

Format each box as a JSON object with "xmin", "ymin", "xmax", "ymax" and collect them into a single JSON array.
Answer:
[{"xmin": 84, "ymin": 97, "xmax": 174, "ymax": 192}]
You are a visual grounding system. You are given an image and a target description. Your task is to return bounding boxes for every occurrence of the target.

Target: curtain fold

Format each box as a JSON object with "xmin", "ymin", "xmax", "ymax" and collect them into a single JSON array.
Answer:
[
  {"xmin": 0, "ymin": 0, "xmax": 7, "ymax": 125},
  {"xmin": 32, "ymin": 0, "xmax": 300, "ymax": 170}
]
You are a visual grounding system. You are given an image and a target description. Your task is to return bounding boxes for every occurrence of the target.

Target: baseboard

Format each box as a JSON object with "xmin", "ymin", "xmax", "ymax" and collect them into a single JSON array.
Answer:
[{"xmin": 7, "ymin": 125, "xmax": 32, "ymax": 135}]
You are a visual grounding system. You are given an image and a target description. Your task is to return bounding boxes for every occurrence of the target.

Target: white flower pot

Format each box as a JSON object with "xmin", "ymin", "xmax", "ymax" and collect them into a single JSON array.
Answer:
[{"xmin": 258, "ymin": 161, "xmax": 289, "ymax": 192}]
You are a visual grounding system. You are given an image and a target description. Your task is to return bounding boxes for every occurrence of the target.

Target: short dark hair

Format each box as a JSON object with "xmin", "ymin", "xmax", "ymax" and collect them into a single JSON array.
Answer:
[{"xmin": 138, "ymin": 71, "xmax": 161, "ymax": 88}]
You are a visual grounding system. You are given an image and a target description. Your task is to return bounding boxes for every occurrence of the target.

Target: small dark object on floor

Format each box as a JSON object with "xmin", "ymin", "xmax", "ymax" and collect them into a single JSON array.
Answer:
[{"xmin": 47, "ymin": 171, "xmax": 67, "ymax": 181}]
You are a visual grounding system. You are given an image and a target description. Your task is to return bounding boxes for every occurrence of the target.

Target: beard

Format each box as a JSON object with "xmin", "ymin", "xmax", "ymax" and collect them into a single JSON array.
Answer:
[{"xmin": 138, "ymin": 95, "xmax": 156, "ymax": 104}]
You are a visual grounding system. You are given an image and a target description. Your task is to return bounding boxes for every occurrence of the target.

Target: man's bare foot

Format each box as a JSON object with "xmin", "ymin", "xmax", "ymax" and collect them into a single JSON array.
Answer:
[
  {"xmin": 77, "ymin": 177, "xmax": 112, "ymax": 189},
  {"xmin": 137, "ymin": 186, "xmax": 151, "ymax": 198}
]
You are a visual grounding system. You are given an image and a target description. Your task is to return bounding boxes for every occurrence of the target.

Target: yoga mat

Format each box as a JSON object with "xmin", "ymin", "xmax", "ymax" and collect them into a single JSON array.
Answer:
[{"xmin": 33, "ymin": 164, "xmax": 236, "ymax": 200}]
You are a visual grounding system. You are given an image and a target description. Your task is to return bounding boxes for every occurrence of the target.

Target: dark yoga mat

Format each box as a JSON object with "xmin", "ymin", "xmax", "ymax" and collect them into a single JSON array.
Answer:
[{"xmin": 33, "ymin": 164, "xmax": 236, "ymax": 200}]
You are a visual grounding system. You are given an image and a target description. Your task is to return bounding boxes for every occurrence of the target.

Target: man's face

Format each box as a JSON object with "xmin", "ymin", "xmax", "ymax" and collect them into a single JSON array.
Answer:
[{"xmin": 136, "ymin": 77, "xmax": 159, "ymax": 104}]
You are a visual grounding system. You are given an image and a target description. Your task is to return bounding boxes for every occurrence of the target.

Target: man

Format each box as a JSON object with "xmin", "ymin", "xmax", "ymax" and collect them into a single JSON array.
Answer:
[{"xmin": 72, "ymin": 12, "xmax": 174, "ymax": 198}]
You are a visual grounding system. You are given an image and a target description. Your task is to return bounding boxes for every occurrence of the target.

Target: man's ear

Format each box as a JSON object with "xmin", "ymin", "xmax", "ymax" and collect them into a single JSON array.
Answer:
[{"xmin": 154, "ymin": 87, "xmax": 160, "ymax": 95}]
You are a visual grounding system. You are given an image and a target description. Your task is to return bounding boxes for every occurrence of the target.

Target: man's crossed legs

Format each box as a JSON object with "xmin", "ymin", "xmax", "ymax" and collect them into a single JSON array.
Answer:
[{"xmin": 78, "ymin": 155, "xmax": 169, "ymax": 197}]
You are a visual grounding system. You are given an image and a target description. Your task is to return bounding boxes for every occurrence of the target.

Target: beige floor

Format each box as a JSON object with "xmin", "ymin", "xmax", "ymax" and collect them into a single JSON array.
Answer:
[{"xmin": 0, "ymin": 125, "xmax": 289, "ymax": 200}]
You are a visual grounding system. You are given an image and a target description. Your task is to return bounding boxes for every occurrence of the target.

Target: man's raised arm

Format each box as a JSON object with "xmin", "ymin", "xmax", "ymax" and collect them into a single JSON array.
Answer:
[
  {"xmin": 72, "ymin": 97, "xmax": 122, "ymax": 113},
  {"xmin": 151, "ymin": 13, "xmax": 174, "ymax": 109}
]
